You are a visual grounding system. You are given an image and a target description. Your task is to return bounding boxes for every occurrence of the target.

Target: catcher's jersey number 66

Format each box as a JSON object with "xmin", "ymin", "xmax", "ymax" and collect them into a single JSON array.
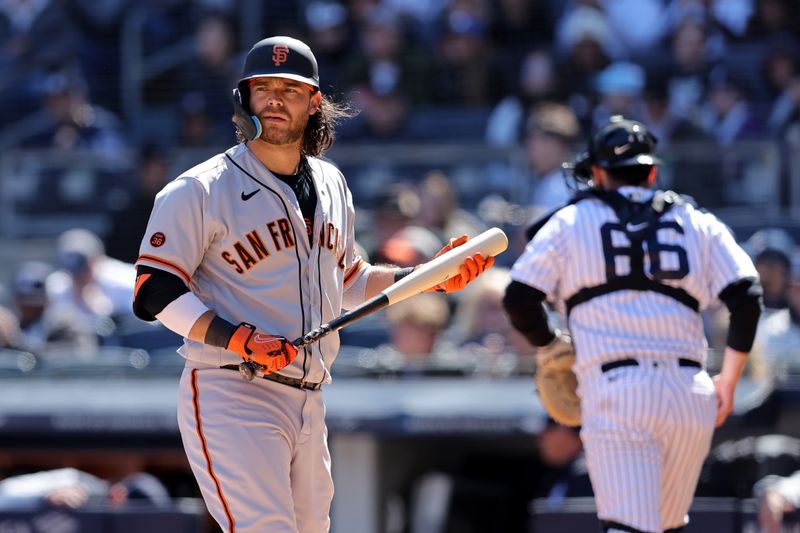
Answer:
[{"xmin": 601, "ymin": 221, "xmax": 690, "ymax": 281}]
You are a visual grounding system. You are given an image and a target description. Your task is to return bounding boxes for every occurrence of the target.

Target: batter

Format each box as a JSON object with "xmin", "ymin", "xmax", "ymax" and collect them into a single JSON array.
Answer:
[
  {"xmin": 503, "ymin": 116, "xmax": 762, "ymax": 533},
  {"xmin": 131, "ymin": 36, "xmax": 493, "ymax": 532}
]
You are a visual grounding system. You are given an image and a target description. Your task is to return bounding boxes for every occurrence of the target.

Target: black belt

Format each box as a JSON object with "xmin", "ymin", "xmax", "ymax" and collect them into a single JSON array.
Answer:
[
  {"xmin": 600, "ymin": 358, "xmax": 702, "ymax": 373},
  {"xmin": 220, "ymin": 365, "xmax": 322, "ymax": 391}
]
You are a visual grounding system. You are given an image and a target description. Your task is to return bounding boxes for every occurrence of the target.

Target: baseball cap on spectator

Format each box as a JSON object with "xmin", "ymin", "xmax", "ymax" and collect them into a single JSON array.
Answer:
[
  {"xmin": 595, "ymin": 62, "xmax": 646, "ymax": 97},
  {"xmin": 744, "ymin": 228, "xmax": 795, "ymax": 266},
  {"xmin": 13, "ymin": 261, "xmax": 53, "ymax": 306},
  {"xmin": 557, "ymin": 6, "xmax": 620, "ymax": 59},
  {"xmin": 56, "ymin": 229, "xmax": 105, "ymax": 275},
  {"xmin": 526, "ymin": 102, "xmax": 580, "ymax": 142}
]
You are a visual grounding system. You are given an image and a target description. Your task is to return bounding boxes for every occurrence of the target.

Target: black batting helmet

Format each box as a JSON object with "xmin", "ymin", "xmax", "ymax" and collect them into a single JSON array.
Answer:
[
  {"xmin": 232, "ymin": 36, "xmax": 320, "ymax": 141},
  {"xmin": 563, "ymin": 115, "xmax": 662, "ymax": 185},
  {"xmin": 239, "ymin": 36, "xmax": 319, "ymax": 93}
]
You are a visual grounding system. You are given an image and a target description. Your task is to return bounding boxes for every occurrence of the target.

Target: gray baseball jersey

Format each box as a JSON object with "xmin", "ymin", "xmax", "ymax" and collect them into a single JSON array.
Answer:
[
  {"xmin": 136, "ymin": 142, "xmax": 366, "ymax": 384},
  {"xmin": 510, "ymin": 186, "xmax": 758, "ymax": 532}
]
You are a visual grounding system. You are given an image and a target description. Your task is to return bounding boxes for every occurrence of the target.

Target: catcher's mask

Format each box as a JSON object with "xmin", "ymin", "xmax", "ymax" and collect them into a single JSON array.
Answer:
[
  {"xmin": 562, "ymin": 115, "xmax": 662, "ymax": 188},
  {"xmin": 232, "ymin": 36, "xmax": 320, "ymax": 141}
]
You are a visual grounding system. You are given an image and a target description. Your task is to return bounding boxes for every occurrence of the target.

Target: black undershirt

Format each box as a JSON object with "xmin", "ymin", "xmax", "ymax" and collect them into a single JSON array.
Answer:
[{"xmin": 273, "ymin": 156, "xmax": 317, "ymax": 246}]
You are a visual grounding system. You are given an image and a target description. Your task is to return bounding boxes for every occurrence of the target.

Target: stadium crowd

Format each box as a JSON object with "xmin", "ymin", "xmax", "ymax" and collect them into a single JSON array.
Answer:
[{"xmin": 2, "ymin": 0, "xmax": 800, "ymax": 531}]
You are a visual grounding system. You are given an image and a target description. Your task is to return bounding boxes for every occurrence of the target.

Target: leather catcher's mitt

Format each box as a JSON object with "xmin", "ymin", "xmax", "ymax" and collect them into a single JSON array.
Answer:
[{"xmin": 534, "ymin": 331, "xmax": 581, "ymax": 427}]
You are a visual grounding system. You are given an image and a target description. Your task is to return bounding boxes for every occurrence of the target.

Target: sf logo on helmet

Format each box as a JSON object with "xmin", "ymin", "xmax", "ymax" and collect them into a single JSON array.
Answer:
[{"xmin": 272, "ymin": 45, "xmax": 289, "ymax": 66}]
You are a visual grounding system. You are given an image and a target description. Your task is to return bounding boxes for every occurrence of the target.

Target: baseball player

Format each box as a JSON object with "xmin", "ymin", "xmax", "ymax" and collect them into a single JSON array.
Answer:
[
  {"xmin": 131, "ymin": 36, "xmax": 493, "ymax": 532},
  {"xmin": 503, "ymin": 116, "xmax": 763, "ymax": 533}
]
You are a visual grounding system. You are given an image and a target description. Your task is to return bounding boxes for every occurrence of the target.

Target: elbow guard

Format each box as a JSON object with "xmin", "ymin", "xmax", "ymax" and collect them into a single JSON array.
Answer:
[
  {"xmin": 502, "ymin": 280, "xmax": 555, "ymax": 347},
  {"xmin": 718, "ymin": 277, "xmax": 763, "ymax": 353}
]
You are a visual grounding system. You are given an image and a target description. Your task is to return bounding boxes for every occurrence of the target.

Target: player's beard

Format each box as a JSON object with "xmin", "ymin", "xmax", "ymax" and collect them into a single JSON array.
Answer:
[{"xmin": 258, "ymin": 113, "xmax": 308, "ymax": 146}]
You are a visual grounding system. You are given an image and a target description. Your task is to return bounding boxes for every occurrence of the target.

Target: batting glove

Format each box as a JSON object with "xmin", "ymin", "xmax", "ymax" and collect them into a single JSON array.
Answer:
[
  {"xmin": 227, "ymin": 323, "xmax": 298, "ymax": 375},
  {"xmin": 425, "ymin": 235, "xmax": 495, "ymax": 293}
]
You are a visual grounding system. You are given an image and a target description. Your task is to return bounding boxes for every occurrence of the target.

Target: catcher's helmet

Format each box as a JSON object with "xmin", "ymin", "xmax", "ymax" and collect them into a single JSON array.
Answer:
[
  {"xmin": 564, "ymin": 115, "xmax": 662, "ymax": 185},
  {"xmin": 232, "ymin": 36, "xmax": 320, "ymax": 140}
]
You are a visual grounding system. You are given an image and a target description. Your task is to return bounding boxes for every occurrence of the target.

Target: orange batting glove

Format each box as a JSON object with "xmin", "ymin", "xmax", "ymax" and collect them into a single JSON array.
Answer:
[
  {"xmin": 227, "ymin": 323, "xmax": 298, "ymax": 375},
  {"xmin": 425, "ymin": 235, "xmax": 495, "ymax": 294}
]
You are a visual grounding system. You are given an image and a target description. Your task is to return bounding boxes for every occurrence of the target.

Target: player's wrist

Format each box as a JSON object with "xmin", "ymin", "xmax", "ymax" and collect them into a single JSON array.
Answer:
[
  {"xmin": 225, "ymin": 322, "xmax": 256, "ymax": 357},
  {"xmin": 204, "ymin": 316, "xmax": 239, "ymax": 349}
]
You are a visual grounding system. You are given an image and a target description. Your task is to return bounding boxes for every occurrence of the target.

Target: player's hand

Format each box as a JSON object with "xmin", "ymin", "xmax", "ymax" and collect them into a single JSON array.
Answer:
[
  {"xmin": 425, "ymin": 235, "xmax": 495, "ymax": 293},
  {"xmin": 712, "ymin": 374, "xmax": 736, "ymax": 427},
  {"xmin": 227, "ymin": 323, "xmax": 298, "ymax": 375}
]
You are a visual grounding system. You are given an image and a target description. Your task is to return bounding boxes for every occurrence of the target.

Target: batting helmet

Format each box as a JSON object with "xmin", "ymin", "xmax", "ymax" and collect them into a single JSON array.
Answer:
[
  {"xmin": 564, "ymin": 115, "xmax": 662, "ymax": 184},
  {"xmin": 232, "ymin": 36, "xmax": 320, "ymax": 141}
]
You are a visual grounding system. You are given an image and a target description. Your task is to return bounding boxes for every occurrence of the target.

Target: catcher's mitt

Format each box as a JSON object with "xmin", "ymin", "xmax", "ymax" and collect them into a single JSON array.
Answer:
[{"xmin": 534, "ymin": 331, "xmax": 581, "ymax": 427}]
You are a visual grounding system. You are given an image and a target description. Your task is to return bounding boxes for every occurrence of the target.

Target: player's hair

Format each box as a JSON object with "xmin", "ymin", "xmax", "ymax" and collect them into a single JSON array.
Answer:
[
  {"xmin": 606, "ymin": 165, "xmax": 652, "ymax": 186},
  {"xmin": 302, "ymin": 95, "xmax": 357, "ymax": 157}
]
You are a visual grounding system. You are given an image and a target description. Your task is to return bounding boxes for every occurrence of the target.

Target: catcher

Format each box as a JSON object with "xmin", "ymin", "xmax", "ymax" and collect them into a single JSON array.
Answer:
[{"xmin": 503, "ymin": 116, "xmax": 761, "ymax": 533}]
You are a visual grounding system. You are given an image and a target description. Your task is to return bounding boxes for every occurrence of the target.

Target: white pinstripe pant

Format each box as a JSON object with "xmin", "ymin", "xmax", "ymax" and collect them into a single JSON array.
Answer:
[{"xmin": 579, "ymin": 360, "xmax": 717, "ymax": 533}]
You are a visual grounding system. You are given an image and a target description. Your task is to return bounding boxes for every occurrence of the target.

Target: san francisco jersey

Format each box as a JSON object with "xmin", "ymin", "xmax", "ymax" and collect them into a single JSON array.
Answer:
[
  {"xmin": 136, "ymin": 143, "xmax": 365, "ymax": 384},
  {"xmin": 510, "ymin": 186, "xmax": 758, "ymax": 377}
]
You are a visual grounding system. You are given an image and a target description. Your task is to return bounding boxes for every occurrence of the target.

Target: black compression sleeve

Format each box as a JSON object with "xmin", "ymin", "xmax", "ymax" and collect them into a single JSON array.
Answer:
[
  {"xmin": 133, "ymin": 265, "xmax": 190, "ymax": 321},
  {"xmin": 502, "ymin": 280, "xmax": 556, "ymax": 347},
  {"xmin": 718, "ymin": 276, "xmax": 763, "ymax": 353}
]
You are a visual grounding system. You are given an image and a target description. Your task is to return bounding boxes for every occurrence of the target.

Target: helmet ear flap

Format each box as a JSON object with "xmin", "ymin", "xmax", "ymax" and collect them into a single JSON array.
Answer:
[{"xmin": 231, "ymin": 87, "xmax": 262, "ymax": 141}]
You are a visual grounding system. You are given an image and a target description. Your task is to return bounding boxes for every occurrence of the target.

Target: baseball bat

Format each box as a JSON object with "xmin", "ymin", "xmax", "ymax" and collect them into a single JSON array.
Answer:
[
  {"xmin": 293, "ymin": 227, "xmax": 509, "ymax": 347},
  {"xmin": 238, "ymin": 227, "xmax": 508, "ymax": 380}
]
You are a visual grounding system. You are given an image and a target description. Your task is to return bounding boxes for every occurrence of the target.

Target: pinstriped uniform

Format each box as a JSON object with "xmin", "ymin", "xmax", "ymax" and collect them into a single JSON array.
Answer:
[{"xmin": 510, "ymin": 186, "xmax": 758, "ymax": 532}]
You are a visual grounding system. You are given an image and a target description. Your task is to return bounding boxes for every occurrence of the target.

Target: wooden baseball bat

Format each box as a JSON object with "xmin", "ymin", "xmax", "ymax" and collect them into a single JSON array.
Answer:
[{"xmin": 292, "ymin": 227, "xmax": 509, "ymax": 347}]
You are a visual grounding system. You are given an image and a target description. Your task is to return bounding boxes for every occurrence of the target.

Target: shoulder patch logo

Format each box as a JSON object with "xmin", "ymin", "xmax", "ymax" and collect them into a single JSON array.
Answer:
[
  {"xmin": 272, "ymin": 45, "xmax": 289, "ymax": 66},
  {"xmin": 150, "ymin": 232, "xmax": 166, "ymax": 247}
]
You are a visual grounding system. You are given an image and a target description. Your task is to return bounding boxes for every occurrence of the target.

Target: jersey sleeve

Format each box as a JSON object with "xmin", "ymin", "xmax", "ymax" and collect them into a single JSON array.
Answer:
[
  {"xmin": 135, "ymin": 177, "xmax": 209, "ymax": 285},
  {"xmin": 704, "ymin": 213, "xmax": 759, "ymax": 298},
  {"xmin": 509, "ymin": 214, "xmax": 566, "ymax": 299},
  {"xmin": 340, "ymin": 185, "xmax": 370, "ymax": 309}
]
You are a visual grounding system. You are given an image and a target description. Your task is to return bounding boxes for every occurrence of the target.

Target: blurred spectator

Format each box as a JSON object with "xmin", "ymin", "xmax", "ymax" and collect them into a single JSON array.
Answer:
[
  {"xmin": 430, "ymin": 0, "xmax": 503, "ymax": 107},
  {"xmin": 591, "ymin": 61, "xmax": 647, "ymax": 128},
  {"xmin": 523, "ymin": 102, "xmax": 581, "ymax": 215},
  {"xmin": 698, "ymin": 434, "xmax": 800, "ymax": 499},
  {"xmin": 554, "ymin": 4, "xmax": 615, "ymax": 125},
  {"xmin": 304, "ymin": 0, "xmax": 352, "ymax": 94},
  {"xmin": 176, "ymin": 91, "xmax": 221, "ymax": 148},
  {"xmin": 415, "ymin": 170, "xmax": 487, "ymax": 244},
  {"xmin": 763, "ymin": 42, "xmax": 800, "ymax": 134},
  {"xmin": 0, "ymin": 304, "xmax": 21, "ymax": 350},
  {"xmin": 64, "ymin": 0, "xmax": 128, "ymax": 114},
  {"xmin": 361, "ymin": 184, "xmax": 422, "ymax": 262},
  {"xmin": 374, "ymin": 225, "xmax": 444, "ymax": 269},
  {"xmin": 600, "ymin": 0, "xmax": 666, "ymax": 56},
  {"xmin": 744, "ymin": 0, "xmax": 800, "ymax": 42},
  {"xmin": 177, "ymin": 12, "xmax": 240, "ymax": 134},
  {"xmin": 488, "ymin": 0, "xmax": 555, "ymax": 66},
  {"xmin": 754, "ymin": 468, "xmax": 800, "ymax": 533},
  {"xmin": 485, "ymin": 49, "xmax": 562, "ymax": 148},
  {"xmin": 661, "ymin": 19, "xmax": 716, "ymax": 120},
  {"xmin": 698, "ymin": 67, "xmax": 762, "ymax": 144},
  {"xmin": 340, "ymin": 5, "xmax": 431, "ymax": 105},
  {"xmin": 8, "ymin": 72, "xmax": 126, "ymax": 164},
  {"xmin": 12, "ymin": 260, "xmax": 95, "ymax": 353},
  {"xmin": 445, "ymin": 267, "xmax": 534, "ymax": 375},
  {"xmin": 105, "ymin": 145, "xmax": 172, "ymax": 263},
  {"xmin": 0, "ymin": 0, "xmax": 79, "ymax": 122},
  {"xmin": 662, "ymin": 0, "xmax": 753, "ymax": 55},
  {"xmin": 750, "ymin": 259, "xmax": 800, "ymax": 380},
  {"xmin": 745, "ymin": 228, "xmax": 795, "ymax": 313},
  {"xmin": 360, "ymin": 292, "xmax": 459, "ymax": 376},
  {"xmin": 342, "ymin": 85, "xmax": 412, "ymax": 141},
  {"xmin": 48, "ymin": 229, "xmax": 136, "ymax": 338},
  {"xmin": 0, "ymin": 468, "xmax": 171, "ymax": 511}
]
